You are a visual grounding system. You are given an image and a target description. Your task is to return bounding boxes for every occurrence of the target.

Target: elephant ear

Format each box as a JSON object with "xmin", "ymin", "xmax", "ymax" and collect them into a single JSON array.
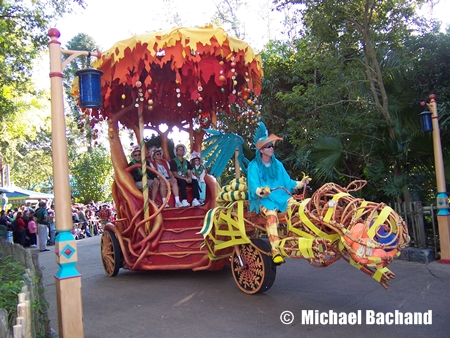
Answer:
[{"xmin": 202, "ymin": 129, "xmax": 248, "ymax": 177}]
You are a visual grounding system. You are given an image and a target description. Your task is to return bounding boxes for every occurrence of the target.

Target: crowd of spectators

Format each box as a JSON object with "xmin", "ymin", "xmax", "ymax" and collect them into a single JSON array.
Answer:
[{"xmin": 0, "ymin": 199, "xmax": 116, "ymax": 250}]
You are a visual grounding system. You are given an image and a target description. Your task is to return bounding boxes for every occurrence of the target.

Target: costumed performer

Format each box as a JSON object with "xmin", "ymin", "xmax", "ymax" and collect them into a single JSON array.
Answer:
[{"xmin": 247, "ymin": 122, "xmax": 310, "ymax": 264}]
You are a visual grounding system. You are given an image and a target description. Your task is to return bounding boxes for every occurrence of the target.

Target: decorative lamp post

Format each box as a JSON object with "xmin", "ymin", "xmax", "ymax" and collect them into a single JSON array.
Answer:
[
  {"xmin": 48, "ymin": 28, "xmax": 102, "ymax": 337},
  {"xmin": 420, "ymin": 94, "xmax": 450, "ymax": 264},
  {"xmin": 76, "ymin": 65, "xmax": 103, "ymax": 108}
]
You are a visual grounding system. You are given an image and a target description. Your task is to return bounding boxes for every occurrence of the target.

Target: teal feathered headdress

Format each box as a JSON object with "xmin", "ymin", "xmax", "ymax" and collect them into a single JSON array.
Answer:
[{"xmin": 254, "ymin": 122, "xmax": 282, "ymax": 150}]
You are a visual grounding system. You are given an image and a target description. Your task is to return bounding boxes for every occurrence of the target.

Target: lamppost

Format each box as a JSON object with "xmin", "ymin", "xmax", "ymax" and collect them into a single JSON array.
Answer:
[
  {"xmin": 48, "ymin": 28, "xmax": 102, "ymax": 337},
  {"xmin": 420, "ymin": 94, "xmax": 450, "ymax": 264}
]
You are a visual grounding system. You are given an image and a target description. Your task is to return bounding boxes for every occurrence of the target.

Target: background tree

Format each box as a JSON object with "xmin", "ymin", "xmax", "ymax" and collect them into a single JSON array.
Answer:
[
  {"xmin": 0, "ymin": 0, "xmax": 86, "ymax": 191},
  {"xmin": 70, "ymin": 146, "xmax": 113, "ymax": 203},
  {"xmin": 211, "ymin": 0, "xmax": 247, "ymax": 39},
  {"xmin": 267, "ymin": 0, "xmax": 449, "ymax": 204},
  {"xmin": 63, "ymin": 33, "xmax": 102, "ymax": 152},
  {"xmin": 0, "ymin": 0, "xmax": 86, "ymax": 119}
]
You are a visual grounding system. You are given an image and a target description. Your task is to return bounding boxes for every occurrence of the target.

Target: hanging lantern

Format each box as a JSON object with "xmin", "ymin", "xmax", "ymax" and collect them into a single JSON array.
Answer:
[
  {"xmin": 420, "ymin": 110, "xmax": 433, "ymax": 133},
  {"xmin": 76, "ymin": 68, "xmax": 103, "ymax": 108}
]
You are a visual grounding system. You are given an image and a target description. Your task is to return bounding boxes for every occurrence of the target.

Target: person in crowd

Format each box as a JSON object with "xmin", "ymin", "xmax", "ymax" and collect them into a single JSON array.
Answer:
[
  {"xmin": 89, "ymin": 200, "xmax": 98, "ymax": 213},
  {"xmin": 149, "ymin": 147, "xmax": 180, "ymax": 207},
  {"xmin": 24, "ymin": 201, "xmax": 33, "ymax": 214},
  {"xmin": 34, "ymin": 201, "xmax": 50, "ymax": 252},
  {"xmin": 98, "ymin": 203, "xmax": 112, "ymax": 230},
  {"xmin": 190, "ymin": 151, "xmax": 206, "ymax": 205},
  {"xmin": 169, "ymin": 144, "xmax": 201, "ymax": 207},
  {"xmin": 247, "ymin": 122, "xmax": 309, "ymax": 264},
  {"xmin": 28, "ymin": 210, "xmax": 37, "ymax": 248},
  {"xmin": 48, "ymin": 210, "xmax": 56, "ymax": 245},
  {"xmin": 128, "ymin": 145, "xmax": 158, "ymax": 191},
  {"xmin": 85, "ymin": 207, "xmax": 99, "ymax": 235},
  {"xmin": 7, "ymin": 209, "xmax": 14, "ymax": 223},
  {"xmin": 72, "ymin": 208, "xmax": 80, "ymax": 224},
  {"xmin": 77, "ymin": 206, "xmax": 92, "ymax": 237},
  {"xmin": 71, "ymin": 223, "xmax": 84, "ymax": 240},
  {"xmin": 14, "ymin": 211, "xmax": 26, "ymax": 246},
  {"xmin": 0, "ymin": 210, "xmax": 12, "ymax": 230}
]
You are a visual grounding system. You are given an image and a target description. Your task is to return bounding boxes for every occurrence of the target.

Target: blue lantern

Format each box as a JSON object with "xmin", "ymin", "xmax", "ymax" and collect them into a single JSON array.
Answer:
[
  {"xmin": 420, "ymin": 110, "xmax": 433, "ymax": 133},
  {"xmin": 76, "ymin": 68, "xmax": 103, "ymax": 108}
]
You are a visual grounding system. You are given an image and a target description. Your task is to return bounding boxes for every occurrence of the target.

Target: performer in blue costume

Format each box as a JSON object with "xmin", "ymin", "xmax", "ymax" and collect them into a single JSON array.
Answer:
[{"xmin": 247, "ymin": 122, "xmax": 309, "ymax": 264}]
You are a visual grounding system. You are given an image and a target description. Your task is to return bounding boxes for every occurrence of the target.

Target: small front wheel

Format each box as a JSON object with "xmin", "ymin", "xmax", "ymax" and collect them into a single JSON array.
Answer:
[
  {"xmin": 101, "ymin": 229, "xmax": 122, "ymax": 276},
  {"xmin": 231, "ymin": 238, "xmax": 276, "ymax": 294}
]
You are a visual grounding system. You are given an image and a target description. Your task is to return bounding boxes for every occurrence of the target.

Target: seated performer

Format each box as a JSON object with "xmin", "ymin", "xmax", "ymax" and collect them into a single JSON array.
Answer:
[
  {"xmin": 149, "ymin": 147, "xmax": 180, "ymax": 207},
  {"xmin": 169, "ymin": 144, "xmax": 201, "ymax": 207},
  {"xmin": 247, "ymin": 123, "xmax": 309, "ymax": 264},
  {"xmin": 190, "ymin": 151, "xmax": 206, "ymax": 205},
  {"xmin": 128, "ymin": 145, "xmax": 158, "ymax": 192}
]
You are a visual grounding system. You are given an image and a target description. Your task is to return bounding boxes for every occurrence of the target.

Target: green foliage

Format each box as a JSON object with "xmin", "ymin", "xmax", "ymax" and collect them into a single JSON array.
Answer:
[
  {"xmin": 70, "ymin": 146, "xmax": 113, "ymax": 203},
  {"xmin": 0, "ymin": 255, "xmax": 25, "ymax": 328},
  {"xmin": 0, "ymin": 0, "xmax": 87, "ymax": 192},
  {"xmin": 0, "ymin": 0, "xmax": 86, "ymax": 119},
  {"xmin": 2, "ymin": 98, "xmax": 55, "ymax": 190},
  {"xmin": 260, "ymin": 0, "xmax": 450, "ymax": 205}
]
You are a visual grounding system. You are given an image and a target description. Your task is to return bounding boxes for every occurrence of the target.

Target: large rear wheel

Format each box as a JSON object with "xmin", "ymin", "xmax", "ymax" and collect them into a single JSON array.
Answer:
[
  {"xmin": 231, "ymin": 238, "xmax": 276, "ymax": 294},
  {"xmin": 101, "ymin": 229, "xmax": 122, "ymax": 276}
]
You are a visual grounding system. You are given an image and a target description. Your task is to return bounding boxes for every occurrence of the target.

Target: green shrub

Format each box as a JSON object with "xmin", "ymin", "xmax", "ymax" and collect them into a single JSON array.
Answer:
[{"xmin": 0, "ymin": 255, "xmax": 25, "ymax": 328}]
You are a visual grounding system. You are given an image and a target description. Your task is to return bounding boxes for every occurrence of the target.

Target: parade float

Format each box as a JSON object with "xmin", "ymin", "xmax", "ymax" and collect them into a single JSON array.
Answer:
[{"xmin": 73, "ymin": 25, "xmax": 409, "ymax": 294}]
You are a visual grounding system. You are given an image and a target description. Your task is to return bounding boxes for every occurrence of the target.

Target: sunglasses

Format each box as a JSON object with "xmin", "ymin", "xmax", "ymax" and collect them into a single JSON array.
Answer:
[
  {"xmin": 133, "ymin": 153, "xmax": 141, "ymax": 156},
  {"xmin": 263, "ymin": 144, "xmax": 274, "ymax": 149},
  {"xmin": 155, "ymin": 152, "xmax": 161, "ymax": 156}
]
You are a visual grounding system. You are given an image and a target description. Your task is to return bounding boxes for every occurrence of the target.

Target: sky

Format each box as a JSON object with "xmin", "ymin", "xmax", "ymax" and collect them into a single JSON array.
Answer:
[
  {"xmin": 51, "ymin": 0, "xmax": 285, "ymax": 52},
  {"xmin": 49, "ymin": 0, "xmax": 450, "ymax": 52},
  {"xmin": 37, "ymin": 0, "xmax": 450, "ymax": 145}
]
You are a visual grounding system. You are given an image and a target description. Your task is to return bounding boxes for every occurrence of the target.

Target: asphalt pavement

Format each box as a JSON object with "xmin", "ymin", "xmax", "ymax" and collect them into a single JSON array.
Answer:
[{"xmin": 34, "ymin": 236, "xmax": 450, "ymax": 338}]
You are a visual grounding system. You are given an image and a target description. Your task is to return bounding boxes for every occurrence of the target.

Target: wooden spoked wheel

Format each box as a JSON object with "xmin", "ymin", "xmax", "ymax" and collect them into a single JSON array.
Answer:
[
  {"xmin": 101, "ymin": 229, "xmax": 122, "ymax": 277},
  {"xmin": 231, "ymin": 239, "xmax": 276, "ymax": 294}
]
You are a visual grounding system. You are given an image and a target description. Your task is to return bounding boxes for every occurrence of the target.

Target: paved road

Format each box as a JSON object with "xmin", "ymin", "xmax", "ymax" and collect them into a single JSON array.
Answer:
[{"xmin": 36, "ymin": 236, "xmax": 450, "ymax": 338}]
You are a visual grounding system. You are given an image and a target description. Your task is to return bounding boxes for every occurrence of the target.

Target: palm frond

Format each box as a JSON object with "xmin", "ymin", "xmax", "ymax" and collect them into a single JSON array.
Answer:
[{"xmin": 202, "ymin": 129, "xmax": 247, "ymax": 177}]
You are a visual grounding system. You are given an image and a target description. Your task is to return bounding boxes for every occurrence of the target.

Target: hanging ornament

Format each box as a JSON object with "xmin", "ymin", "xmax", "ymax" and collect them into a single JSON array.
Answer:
[
  {"xmin": 135, "ymin": 81, "xmax": 142, "ymax": 87},
  {"xmin": 121, "ymin": 94, "xmax": 126, "ymax": 99},
  {"xmin": 148, "ymin": 99, "xmax": 153, "ymax": 105}
]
